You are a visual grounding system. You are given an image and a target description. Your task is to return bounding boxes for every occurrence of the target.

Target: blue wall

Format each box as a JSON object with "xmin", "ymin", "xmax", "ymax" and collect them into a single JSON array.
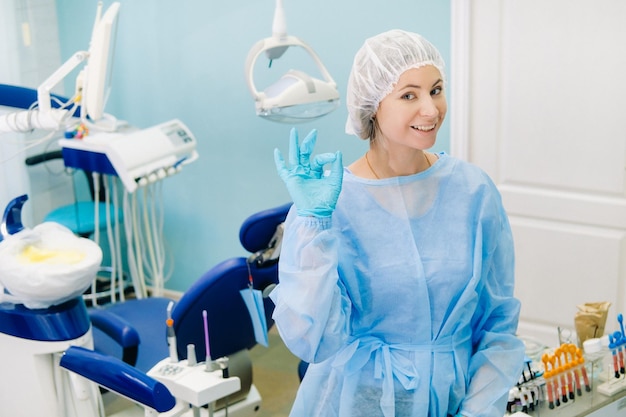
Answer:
[{"xmin": 56, "ymin": 0, "xmax": 451, "ymax": 292}]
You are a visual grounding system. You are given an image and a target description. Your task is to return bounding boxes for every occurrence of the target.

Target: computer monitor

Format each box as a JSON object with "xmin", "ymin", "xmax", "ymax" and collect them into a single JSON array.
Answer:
[
  {"xmin": 14, "ymin": 1, "xmax": 121, "ymax": 131},
  {"xmin": 0, "ymin": 2, "xmax": 120, "ymax": 133},
  {"xmin": 82, "ymin": 2, "xmax": 120, "ymax": 122}
]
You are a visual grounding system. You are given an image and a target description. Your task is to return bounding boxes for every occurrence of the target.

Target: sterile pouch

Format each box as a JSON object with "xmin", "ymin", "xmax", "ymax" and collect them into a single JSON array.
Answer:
[
  {"xmin": 575, "ymin": 301, "xmax": 611, "ymax": 347},
  {"xmin": 240, "ymin": 286, "xmax": 269, "ymax": 347},
  {"xmin": 0, "ymin": 222, "xmax": 102, "ymax": 309}
]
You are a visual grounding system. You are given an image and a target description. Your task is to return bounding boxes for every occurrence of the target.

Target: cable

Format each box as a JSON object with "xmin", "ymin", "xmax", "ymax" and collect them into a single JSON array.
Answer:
[
  {"xmin": 118, "ymin": 180, "xmax": 172, "ymax": 298},
  {"xmin": 0, "ymin": 94, "xmax": 80, "ymax": 165},
  {"xmin": 150, "ymin": 181, "xmax": 167, "ymax": 285},
  {"xmin": 91, "ymin": 172, "xmax": 101, "ymax": 306},
  {"xmin": 0, "ymin": 129, "xmax": 57, "ymax": 164},
  {"xmin": 141, "ymin": 185, "xmax": 161, "ymax": 294},
  {"xmin": 123, "ymin": 190, "xmax": 143, "ymax": 298},
  {"xmin": 104, "ymin": 175, "xmax": 117, "ymax": 303},
  {"xmin": 110, "ymin": 177, "xmax": 124, "ymax": 301},
  {"xmin": 81, "ymin": 111, "xmax": 119, "ymax": 133},
  {"xmin": 133, "ymin": 190, "xmax": 148, "ymax": 295},
  {"xmin": 156, "ymin": 182, "xmax": 175, "ymax": 283},
  {"xmin": 0, "ymin": 94, "xmax": 77, "ymax": 134}
]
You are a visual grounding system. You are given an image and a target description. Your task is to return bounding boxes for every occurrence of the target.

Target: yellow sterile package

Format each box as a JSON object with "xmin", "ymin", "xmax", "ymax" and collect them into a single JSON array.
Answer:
[{"xmin": 0, "ymin": 222, "xmax": 102, "ymax": 309}]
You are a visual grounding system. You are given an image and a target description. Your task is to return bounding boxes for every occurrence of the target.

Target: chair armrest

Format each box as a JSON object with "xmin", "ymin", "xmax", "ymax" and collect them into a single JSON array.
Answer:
[
  {"xmin": 60, "ymin": 346, "xmax": 175, "ymax": 413},
  {"xmin": 89, "ymin": 309, "xmax": 140, "ymax": 366}
]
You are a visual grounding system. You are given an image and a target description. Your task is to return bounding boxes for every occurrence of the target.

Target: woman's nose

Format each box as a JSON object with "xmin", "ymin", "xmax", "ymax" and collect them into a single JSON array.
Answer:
[{"xmin": 419, "ymin": 97, "xmax": 439, "ymax": 118}]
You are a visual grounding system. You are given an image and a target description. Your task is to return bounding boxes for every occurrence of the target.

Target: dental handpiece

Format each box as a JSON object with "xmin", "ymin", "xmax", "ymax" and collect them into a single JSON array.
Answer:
[
  {"xmin": 166, "ymin": 301, "xmax": 177, "ymax": 362},
  {"xmin": 167, "ymin": 318, "xmax": 177, "ymax": 362}
]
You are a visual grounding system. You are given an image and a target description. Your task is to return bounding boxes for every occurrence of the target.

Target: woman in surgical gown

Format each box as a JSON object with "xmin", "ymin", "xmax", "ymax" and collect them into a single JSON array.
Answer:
[{"xmin": 271, "ymin": 29, "xmax": 525, "ymax": 417}]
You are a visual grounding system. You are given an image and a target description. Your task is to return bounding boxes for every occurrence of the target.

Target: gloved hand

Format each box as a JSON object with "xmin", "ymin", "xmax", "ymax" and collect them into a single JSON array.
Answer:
[{"xmin": 274, "ymin": 128, "xmax": 343, "ymax": 218}]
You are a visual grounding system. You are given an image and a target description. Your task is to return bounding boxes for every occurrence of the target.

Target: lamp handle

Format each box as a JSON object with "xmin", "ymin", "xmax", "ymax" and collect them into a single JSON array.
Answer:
[{"xmin": 244, "ymin": 35, "xmax": 337, "ymax": 101}]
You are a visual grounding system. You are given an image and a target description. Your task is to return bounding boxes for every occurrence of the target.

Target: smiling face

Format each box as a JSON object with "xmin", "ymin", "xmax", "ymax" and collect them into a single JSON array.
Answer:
[{"xmin": 373, "ymin": 65, "xmax": 447, "ymax": 151}]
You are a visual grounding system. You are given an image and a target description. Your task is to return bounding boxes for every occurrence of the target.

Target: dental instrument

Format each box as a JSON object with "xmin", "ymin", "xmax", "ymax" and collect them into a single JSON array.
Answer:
[
  {"xmin": 216, "ymin": 356, "xmax": 230, "ymax": 379},
  {"xmin": 167, "ymin": 301, "xmax": 177, "ymax": 362},
  {"xmin": 148, "ymin": 355, "xmax": 240, "ymax": 416},
  {"xmin": 187, "ymin": 344, "xmax": 197, "ymax": 366},
  {"xmin": 245, "ymin": 0, "xmax": 339, "ymax": 123},
  {"xmin": 146, "ymin": 311, "xmax": 241, "ymax": 417},
  {"xmin": 204, "ymin": 309, "xmax": 212, "ymax": 370}
]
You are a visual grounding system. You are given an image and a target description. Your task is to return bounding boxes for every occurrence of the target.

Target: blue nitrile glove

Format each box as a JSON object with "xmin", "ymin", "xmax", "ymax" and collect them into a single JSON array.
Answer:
[{"xmin": 274, "ymin": 128, "xmax": 343, "ymax": 218}]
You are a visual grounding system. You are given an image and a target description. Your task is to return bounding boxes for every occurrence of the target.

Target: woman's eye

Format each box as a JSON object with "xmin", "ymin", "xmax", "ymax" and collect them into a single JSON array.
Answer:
[
  {"xmin": 431, "ymin": 86, "xmax": 443, "ymax": 96},
  {"xmin": 402, "ymin": 93, "xmax": 416, "ymax": 100}
]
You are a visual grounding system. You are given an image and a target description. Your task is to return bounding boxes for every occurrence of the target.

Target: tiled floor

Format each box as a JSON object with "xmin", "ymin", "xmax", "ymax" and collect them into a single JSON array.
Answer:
[{"xmin": 249, "ymin": 327, "xmax": 301, "ymax": 417}]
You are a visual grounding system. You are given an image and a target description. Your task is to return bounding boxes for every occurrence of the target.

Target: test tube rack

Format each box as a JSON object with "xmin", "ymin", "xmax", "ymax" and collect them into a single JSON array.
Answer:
[{"xmin": 541, "ymin": 344, "xmax": 591, "ymax": 410}]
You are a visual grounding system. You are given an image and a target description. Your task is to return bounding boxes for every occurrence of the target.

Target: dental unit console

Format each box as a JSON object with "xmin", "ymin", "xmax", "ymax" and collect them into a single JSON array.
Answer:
[
  {"xmin": 59, "ymin": 119, "xmax": 198, "ymax": 193},
  {"xmin": 148, "ymin": 357, "xmax": 240, "ymax": 410}
]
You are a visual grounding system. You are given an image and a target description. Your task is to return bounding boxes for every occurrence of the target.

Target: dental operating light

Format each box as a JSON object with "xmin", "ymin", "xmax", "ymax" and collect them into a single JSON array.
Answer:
[{"xmin": 245, "ymin": 0, "xmax": 340, "ymax": 123}]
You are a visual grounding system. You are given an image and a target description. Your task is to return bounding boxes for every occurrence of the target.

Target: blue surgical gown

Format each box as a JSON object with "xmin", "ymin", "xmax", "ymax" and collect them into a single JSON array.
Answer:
[{"xmin": 270, "ymin": 153, "xmax": 525, "ymax": 417}]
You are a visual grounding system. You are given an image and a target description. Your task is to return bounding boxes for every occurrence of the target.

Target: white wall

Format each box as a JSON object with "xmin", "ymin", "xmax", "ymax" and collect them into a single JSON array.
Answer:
[{"xmin": 0, "ymin": 0, "xmax": 70, "ymax": 228}]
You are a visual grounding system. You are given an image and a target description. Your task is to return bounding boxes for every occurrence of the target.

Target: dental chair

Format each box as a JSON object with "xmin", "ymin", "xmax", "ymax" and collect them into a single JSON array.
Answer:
[
  {"xmin": 90, "ymin": 202, "xmax": 291, "ymax": 416},
  {"xmin": 0, "ymin": 195, "xmax": 177, "ymax": 417}
]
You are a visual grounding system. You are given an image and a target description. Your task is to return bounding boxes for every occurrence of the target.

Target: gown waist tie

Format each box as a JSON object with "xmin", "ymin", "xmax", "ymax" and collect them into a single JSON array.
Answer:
[{"xmin": 332, "ymin": 328, "xmax": 472, "ymax": 417}]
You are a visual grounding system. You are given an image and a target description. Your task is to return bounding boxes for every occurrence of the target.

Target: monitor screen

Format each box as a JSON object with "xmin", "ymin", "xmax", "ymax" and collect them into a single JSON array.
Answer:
[{"xmin": 83, "ymin": 2, "xmax": 120, "ymax": 122}]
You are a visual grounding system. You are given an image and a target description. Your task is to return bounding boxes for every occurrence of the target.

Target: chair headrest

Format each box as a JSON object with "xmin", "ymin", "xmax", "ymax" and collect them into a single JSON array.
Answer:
[
  {"xmin": 239, "ymin": 202, "xmax": 291, "ymax": 254},
  {"xmin": 1, "ymin": 194, "xmax": 28, "ymax": 241}
]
